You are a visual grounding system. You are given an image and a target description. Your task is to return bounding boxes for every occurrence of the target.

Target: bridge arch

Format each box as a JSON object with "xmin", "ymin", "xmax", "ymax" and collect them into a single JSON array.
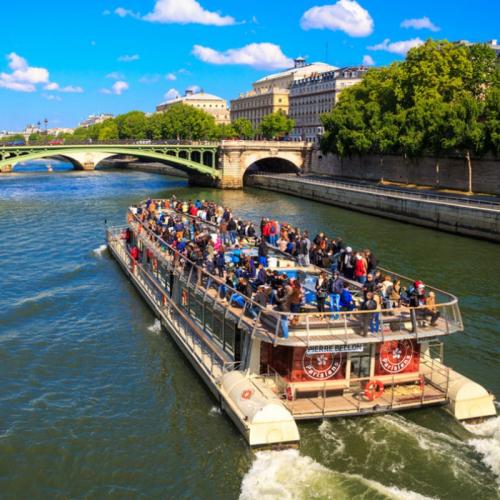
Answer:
[{"xmin": 0, "ymin": 145, "xmax": 220, "ymax": 179}]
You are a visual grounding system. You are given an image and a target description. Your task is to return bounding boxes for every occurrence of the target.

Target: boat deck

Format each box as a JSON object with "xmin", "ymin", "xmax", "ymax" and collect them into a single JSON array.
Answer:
[{"xmin": 283, "ymin": 384, "xmax": 447, "ymax": 419}]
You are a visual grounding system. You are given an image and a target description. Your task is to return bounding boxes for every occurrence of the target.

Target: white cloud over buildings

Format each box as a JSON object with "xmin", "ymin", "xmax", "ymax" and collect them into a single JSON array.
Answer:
[
  {"xmin": 118, "ymin": 54, "xmax": 140, "ymax": 62},
  {"xmin": 362, "ymin": 54, "xmax": 375, "ymax": 66},
  {"xmin": 368, "ymin": 38, "xmax": 424, "ymax": 56},
  {"xmin": 0, "ymin": 53, "xmax": 82, "ymax": 93},
  {"xmin": 401, "ymin": 16, "xmax": 440, "ymax": 32},
  {"xmin": 101, "ymin": 80, "xmax": 129, "ymax": 95},
  {"xmin": 301, "ymin": 0, "xmax": 374, "ymax": 37},
  {"xmin": 192, "ymin": 42, "xmax": 293, "ymax": 70}
]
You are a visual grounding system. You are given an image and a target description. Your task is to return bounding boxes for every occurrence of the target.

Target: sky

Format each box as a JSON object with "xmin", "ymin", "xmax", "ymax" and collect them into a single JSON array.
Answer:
[{"xmin": 1, "ymin": 0, "xmax": 498, "ymax": 131}]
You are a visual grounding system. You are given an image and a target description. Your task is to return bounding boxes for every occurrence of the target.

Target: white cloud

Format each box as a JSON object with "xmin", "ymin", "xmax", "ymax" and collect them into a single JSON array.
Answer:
[
  {"xmin": 192, "ymin": 42, "xmax": 293, "ymax": 70},
  {"xmin": 301, "ymin": 0, "xmax": 373, "ymax": 37},
  {"xmin": 401, "ymin": 16, "xmax": 440, "ymax": 32},
  {"xmin": 178, "ymin": 68, "xmax": 190, "ymax": 75},
  {"xmin": 142, "ymin": 0, "xmax": 235, "ymax": 26},
  {"xmin": 44, "ymin": 82, "xmax": 83, "ymax": 93},
  {"xmin": 118, "ymin": 54, "xmax": 140, "ymax": 62},
  {"xmin": 362, "ymin": 54, "xmax": 375, "ymax": 66},
  {"xmin": 163, "ymin": 88, "xmax": 180, "ymax": 101},
  {"xmin": 42, "ymin": 93, "xmax": 62, "ymax": 101},
  {"xmin": 368, "ymin": 38, "xmax": 424, "ymax": 56},
  {"xmin": 102, "ymin": 9, "xmax": 111, "ymax": 15},
  {"xmin": 114, "ymin": 7, "xmax": 140, "ymax": 18},
  {"xmin": 106, "ymin": 71, "xmax": 124, "ymax": 80},
  {"xmin": 43, "ymin": 82, "xmax": 83, "ymax": 93},
  {"xmin": 139, "ymin": 74, "xmax": 161, "ymax": 84},
  {"xmin": 186, "ymin": 85, "xmax": 201, "ymax": 93},
  {"xmin": 101, "ymin": 80, "xmax": 129, "ymax": 95},
  {"xmin": 166, "ymin": 73, "xmax": 177, "ymax": 81},
  {"xmin": 91, "ymin": 40, "xmax": 96, "ymax": 46},
  {"xmin": 0, "ymin": 52, "xmax": 49, "ymax": 92}
]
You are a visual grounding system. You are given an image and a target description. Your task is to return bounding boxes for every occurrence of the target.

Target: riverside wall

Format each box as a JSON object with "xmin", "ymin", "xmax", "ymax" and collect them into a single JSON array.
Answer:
[
  {"xmin": 310, "ymin": 152, "xmax": 500, "ymax": 196},
  {"xmin": 247, "ymin": 175, "xmax": 500, "ymax": 243}
]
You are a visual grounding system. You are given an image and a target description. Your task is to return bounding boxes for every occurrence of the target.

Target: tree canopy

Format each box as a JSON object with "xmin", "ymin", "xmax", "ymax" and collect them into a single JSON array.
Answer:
[
  {"xmin": 258, "ymin": 110, "xmax": 295, "ymax": 140},
  {"xmin": 321, "ymin": 40, "xmax": 500, "ymax": 159}
]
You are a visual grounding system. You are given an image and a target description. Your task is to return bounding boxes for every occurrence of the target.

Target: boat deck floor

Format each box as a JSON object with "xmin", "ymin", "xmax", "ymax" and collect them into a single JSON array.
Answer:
[{"xmin": 284, "ymin": 384, "xmax": 447, "ymax": 419}]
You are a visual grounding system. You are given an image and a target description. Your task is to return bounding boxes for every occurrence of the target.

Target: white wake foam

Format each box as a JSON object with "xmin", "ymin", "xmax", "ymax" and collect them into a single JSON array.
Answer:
[
  {"xmin": 147, "ymin": 319, "xmax": 162, "ymax": 334},
  {"xmin": 209, "ymin": 406, "xmax": 222, "ymax": 416},
  {"xmin": 92, "ymin": 244, "xmax": 107, "ymax": 257},
  {"xmin": 239, "ymin": 449, "xmax": 435, "ymax": 500},
  {"xmin": 464, "ymin": 415, "xmax": 500, "ymax": 482}
]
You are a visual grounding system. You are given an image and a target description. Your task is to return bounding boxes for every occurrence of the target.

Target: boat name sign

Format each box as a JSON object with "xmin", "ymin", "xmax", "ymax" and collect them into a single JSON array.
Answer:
[{"xmin": 306, "ymin": 344, "xmax": 364, "ymax": 355}]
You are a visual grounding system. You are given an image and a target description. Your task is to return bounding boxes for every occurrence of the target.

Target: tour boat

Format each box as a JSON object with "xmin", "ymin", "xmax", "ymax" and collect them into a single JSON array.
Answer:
[{"xmin": 106, "ymin": 198, "xmax": 497, "ymax": 448}]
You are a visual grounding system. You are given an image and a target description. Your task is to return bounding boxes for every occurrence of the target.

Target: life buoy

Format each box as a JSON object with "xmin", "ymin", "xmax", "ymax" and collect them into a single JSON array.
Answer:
[
  {"xmin": 364, "ymin": 380, "xmax": 384, "ymax": 401},
  {"xmin": 241, "ymin": 389, "xmax": 253, "ymax": 400}
]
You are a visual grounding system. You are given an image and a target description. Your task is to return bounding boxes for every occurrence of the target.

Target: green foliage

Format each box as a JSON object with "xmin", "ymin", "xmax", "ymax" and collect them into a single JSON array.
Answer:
[
  {"xmin": 0, "ymin": 134, "xmax": 25, "ymax": 144},
  {"xmin": 321, "ymin": 39, "xmax": 500, "ymax": 159},
  {"xmin": 258, "ymin": 111, "xmax": 295, "ymax": 140},
  {"xmin": 114, "ymin": 111, "xmax": 147, "ymax": 140},
  {"xmin": 154, "ymin": 103, "xmax": 219, "ymax": 140},
  {"xmin": 98, "ymin": 120, "xmax": 119, "ymax": 141},
  {"xmin": 232, "ymin": 118, "xmax": 255, "ymax": 139},
  {"xmin": 216, "ymin": 123, "xmax": 237, "ymax": 139}
]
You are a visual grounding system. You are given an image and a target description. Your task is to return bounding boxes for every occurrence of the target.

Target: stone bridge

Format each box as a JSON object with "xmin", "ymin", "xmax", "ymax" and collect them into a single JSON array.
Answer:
[{"xmin": 0, "ymin": 141, "xmax": 313, "ymax": 188}]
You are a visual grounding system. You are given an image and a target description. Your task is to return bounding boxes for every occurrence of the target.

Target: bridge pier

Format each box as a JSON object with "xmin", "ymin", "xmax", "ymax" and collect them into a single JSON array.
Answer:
[{"xmin": 0, "ymin": 164, "xmax": 13, "ymax": 173}]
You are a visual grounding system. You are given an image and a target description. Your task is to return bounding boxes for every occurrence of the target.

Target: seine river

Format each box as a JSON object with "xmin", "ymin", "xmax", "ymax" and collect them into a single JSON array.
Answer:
[{"xmin": 1, "ymin": 163, "xmax": 499, "ymax": 499}]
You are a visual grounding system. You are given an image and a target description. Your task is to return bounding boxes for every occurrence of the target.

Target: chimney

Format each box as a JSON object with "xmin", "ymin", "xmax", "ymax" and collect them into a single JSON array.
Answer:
[{"xmin": 294, "ymin": 57, "xmax": 306, "ymax": 68}]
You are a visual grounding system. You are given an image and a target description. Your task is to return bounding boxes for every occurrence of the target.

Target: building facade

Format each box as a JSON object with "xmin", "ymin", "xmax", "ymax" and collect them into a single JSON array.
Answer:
[
  {"xmin": 289, "ymin": 66, "xmax": 368, "ymax": 142},
  {"xmin": 79, "ymin": 114, "xmax": 114, "ymax": 128},
  {"xmin": 156, "ymin": 89, "xmax": 230, "ymax": 124},
  {"xmin": 230, "ymin": 58, "xmax": 337, "ymax": 130}
]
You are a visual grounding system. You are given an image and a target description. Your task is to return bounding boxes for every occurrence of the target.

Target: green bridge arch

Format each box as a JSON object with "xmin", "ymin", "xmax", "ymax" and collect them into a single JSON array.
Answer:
[{"xmin": 0, "ymin": 144, "xmax": 220, "ymax": 178}]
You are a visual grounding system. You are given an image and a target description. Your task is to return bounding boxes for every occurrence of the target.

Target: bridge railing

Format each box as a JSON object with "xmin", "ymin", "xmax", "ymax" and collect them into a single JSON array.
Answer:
[{"xmin": 13, "ymin": 140, "xmax": 222, "ymax": 147}]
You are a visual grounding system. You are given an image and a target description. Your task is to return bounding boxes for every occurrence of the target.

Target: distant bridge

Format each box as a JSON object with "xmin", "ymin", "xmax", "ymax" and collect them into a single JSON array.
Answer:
[{"xmin": 0, "ymin": 141, "xmax": 314, "ymax": 188}]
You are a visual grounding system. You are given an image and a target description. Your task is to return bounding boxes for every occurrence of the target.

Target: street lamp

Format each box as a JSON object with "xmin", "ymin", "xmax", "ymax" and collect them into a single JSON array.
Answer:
[{"xmin": 44, "ymin": 118, "xmax": 48, "ymax": 134}]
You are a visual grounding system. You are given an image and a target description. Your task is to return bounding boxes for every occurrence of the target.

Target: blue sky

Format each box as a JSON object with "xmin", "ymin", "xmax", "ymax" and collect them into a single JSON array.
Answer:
[{"xmin": 1, "ymin": 0, "xmax": 498, "ymax": 130}]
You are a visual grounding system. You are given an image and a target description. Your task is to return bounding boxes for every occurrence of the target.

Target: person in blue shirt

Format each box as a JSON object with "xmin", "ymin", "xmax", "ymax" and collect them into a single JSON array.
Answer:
[{"xmin": 339, "ymin": 283, "xmax": 355, "ymax": 311}]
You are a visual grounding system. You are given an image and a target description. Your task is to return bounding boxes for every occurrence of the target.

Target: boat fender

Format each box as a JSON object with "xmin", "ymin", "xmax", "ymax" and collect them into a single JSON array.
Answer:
[
  {"xmin": 241, "ymin": 389, "xmax": 253, "ymax": 400},
  {"xmin": 365, "ymin": 380, "xmax": 384, "ymax": 401}
]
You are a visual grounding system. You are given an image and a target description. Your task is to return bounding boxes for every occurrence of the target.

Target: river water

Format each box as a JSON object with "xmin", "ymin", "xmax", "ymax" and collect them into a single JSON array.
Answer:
[{"xmin": 1, "ymin": 164, "xmax": 499, "ymax": 499}]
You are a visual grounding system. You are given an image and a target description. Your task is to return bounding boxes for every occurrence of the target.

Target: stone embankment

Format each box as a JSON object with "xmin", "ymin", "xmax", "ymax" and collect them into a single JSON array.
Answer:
[{"xmin": 247, "ymin": 174, "xmax": 500, "ymax": 243}]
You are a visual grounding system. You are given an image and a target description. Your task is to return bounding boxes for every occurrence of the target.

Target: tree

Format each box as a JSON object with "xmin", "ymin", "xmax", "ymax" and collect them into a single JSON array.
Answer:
[
  {"xmin": 441, "ymin": 93, "xmax": 485, "ymax": 193},
  {"xmin": 232, "ymin": 118, "xmax": 254, "ymax": 139},
  {"xmin": 258, "ymin": 111, "xmax": 294, "ymax": 140},
  {"xmin": 320, "ymin": 38, "xmax": 500, "ymax": 184},
  {"xmin": 216, "ymin": 123, "xmax": 237, "ymax": 139},
  {"xmin": 114, "ymin": 111, "xmax": 147, "ymax": 140},
  {"xmin": 155, "ymin": 103, "xmax": 218, "ymax": 140},
  {"xmin": 98, "ymin": 120, "xmax": 119, "ymax": 141}
]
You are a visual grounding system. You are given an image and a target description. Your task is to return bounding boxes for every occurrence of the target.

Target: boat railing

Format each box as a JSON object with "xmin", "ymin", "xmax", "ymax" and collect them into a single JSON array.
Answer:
[
  {"xmin": 285, "ymin": 361, "xmax": 450, "ymax": 417},
  {"xmin": 107, "ymin": 227, "xmax": 231, "ymax": 378},
  {"xmin": 123, "ymin": 213, "xmax": 463, "ymax": 346}
]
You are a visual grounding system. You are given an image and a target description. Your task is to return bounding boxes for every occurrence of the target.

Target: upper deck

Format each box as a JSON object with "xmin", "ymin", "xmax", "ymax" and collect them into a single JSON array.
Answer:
[{"xmin": 124, "ymin": 200, "xmax": 463, "ymax": 348}]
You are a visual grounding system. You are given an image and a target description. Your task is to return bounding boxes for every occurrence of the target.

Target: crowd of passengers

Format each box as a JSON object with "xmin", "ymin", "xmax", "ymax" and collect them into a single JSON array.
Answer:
[{"xmin": 128, "ymin": 196, "xmax": 440, "ymax": 338}]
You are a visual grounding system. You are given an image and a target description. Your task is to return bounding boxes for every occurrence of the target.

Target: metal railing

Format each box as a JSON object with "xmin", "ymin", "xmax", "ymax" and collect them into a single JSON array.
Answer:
[
  {"xmin": 251, "ymin": 173, "xmax": 500, "ymax": 211},
  {"xmin": 125, "ymin": 208, "xmax": 463, "ymax": 347}
]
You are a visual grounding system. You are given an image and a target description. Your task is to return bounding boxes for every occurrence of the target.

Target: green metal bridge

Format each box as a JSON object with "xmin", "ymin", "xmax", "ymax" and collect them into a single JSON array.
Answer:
[
  {"xmin": 0, "ymin": 140, "xmax": 312, "ymax": 188},
  {"xmin": 0, "ymin": 143, "xmax": 220, "ymax": 178}
]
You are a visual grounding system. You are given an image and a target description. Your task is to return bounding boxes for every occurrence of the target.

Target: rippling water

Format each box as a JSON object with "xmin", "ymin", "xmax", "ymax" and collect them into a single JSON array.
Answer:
[{"xmin": 1, "ymin": 164, "xmax": 499, "ymax": 499}]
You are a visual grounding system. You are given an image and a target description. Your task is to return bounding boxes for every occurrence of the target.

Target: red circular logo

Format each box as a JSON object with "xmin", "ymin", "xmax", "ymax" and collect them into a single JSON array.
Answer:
[
  {"xmin": 379, "ymin": 340, "xmax": 414, "ymax": 373},
  {"xmin": 302, "ymin": 351, "xmax": 343, "ymax": 380}
]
